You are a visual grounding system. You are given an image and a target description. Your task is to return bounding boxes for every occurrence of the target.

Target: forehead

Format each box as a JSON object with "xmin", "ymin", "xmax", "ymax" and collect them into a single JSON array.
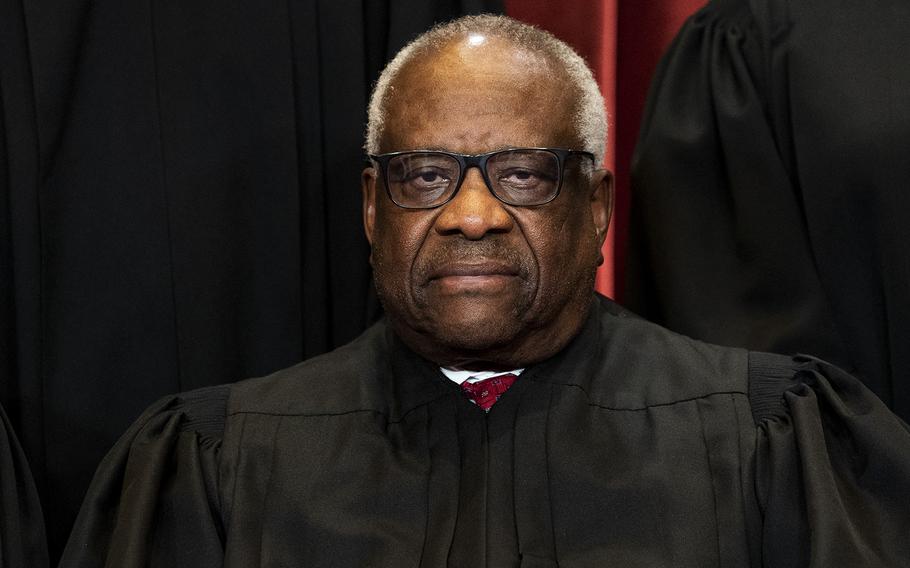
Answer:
[{"xmin": 380, "ymin": 37, "xmax": 580, "ymax": 154}]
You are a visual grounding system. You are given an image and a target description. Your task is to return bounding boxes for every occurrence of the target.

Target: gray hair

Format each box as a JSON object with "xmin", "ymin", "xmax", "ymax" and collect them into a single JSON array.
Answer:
[{"xmin": 365, "ymin": 14, "xmax": 607, "ymax": 165}]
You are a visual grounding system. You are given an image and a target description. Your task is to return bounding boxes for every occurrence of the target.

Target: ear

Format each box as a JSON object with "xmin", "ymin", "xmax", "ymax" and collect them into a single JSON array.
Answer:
[
  {"xmin": 361, "ymin": 167, "xmax": 378, "ymax": 250},
  {"xmin": 589, "ymin": 169, "xmax": 614, "ymax": 246}
]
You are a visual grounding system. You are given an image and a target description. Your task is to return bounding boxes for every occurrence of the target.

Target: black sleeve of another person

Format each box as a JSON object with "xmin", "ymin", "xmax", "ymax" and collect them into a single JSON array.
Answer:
[{"xmin": 626, "ymin": 0, "xmax": 910, "ymax": 422}]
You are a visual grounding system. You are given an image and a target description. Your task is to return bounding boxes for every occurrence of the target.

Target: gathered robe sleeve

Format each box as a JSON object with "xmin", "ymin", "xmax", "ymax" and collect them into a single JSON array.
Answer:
[
  {"xmin": 750, "ymin": 353, "xmax": 910, "ymax": 567},
  {"xmin": 59, "ymin": 386, "xmax": 229, "ymax": 568},
  {"xmin": 0, "ymin": 405, "xmax": 48, "ymax": 568}
]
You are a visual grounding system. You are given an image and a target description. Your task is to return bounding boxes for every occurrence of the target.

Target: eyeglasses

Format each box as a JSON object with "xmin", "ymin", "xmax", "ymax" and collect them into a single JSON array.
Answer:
[{"xmin": 368, "ymin": 148, "xmax": 595, "ymax": 209}]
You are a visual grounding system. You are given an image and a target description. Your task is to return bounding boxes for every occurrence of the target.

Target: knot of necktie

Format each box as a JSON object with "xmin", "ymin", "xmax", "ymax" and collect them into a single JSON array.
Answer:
[{"xmin": 459, "ymin": 373, "xmax": 518, "ymax": 411}]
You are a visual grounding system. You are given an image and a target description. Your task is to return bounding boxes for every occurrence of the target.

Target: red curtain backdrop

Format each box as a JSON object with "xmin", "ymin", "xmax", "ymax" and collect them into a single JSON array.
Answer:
[{"xmin": 504, "ymin": 0, "xmax": 706, "ymax": 299}]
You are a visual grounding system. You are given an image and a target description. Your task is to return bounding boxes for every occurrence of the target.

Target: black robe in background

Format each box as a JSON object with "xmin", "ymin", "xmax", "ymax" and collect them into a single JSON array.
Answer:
[
  {"xmin": 0, "ymin": 403, "xmax": 47, "ymax": 567},
  {"xmin": 626, "ymin": 0, "xmax": 910, "ymax": 422},
  {"xmin": 60, "ymin": 296, "xmax": 910, "ymax": 567},
  {"xmin": 0, "ymin": 0, "xmax": 501, "ymax": 558}
]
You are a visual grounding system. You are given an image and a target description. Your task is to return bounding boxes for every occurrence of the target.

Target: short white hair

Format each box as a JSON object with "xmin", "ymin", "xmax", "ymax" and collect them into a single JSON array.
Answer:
[{"xmin": 365, "ymin": 14, "xmax": 607, "ymax": 164}]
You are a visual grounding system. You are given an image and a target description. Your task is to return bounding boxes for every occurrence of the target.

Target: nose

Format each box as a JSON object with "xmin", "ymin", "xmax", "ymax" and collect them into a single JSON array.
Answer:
[{"xmin": 434, "ymin": 167, "xmax": 514, "ymax": 239}]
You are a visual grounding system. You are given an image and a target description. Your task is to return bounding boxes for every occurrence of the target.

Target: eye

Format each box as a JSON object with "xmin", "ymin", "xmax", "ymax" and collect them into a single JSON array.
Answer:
[
  {"xmin": 498, "ymin": 168, "xmax": 553, "ymax": 188},
  {"xmin": 394, "ymin": 166, "xmax": 454, "ymax": 207},
  {"xmin": 402, "ymin": 168, "xmax": 452, "ymax": 188},
  {"xmin": 505, "ymin": 170, "xmax": 534, "ymax": 181}
]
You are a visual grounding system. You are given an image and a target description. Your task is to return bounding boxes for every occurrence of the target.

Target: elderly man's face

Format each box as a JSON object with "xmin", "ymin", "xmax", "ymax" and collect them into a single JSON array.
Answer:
[{"xmin": 362, "ymin": 37, "xmax": 611, "ymax": 369}]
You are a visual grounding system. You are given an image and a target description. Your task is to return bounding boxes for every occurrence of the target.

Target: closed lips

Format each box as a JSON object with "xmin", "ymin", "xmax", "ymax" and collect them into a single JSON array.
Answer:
[{"xmin": 427, "ymin": 262, "xmax": 519, "ymax": 281}]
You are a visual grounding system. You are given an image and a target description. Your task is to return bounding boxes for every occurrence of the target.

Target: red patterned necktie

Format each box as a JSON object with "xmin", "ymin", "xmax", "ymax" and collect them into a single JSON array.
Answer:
[{"xmin": 459, "ymin": 374, "xmax": 518, "ymax": 411}]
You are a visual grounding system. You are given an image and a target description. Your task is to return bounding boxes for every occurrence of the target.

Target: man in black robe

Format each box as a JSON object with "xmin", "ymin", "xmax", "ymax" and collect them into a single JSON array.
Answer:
[{"xmin": 61, "ymin": 14, "xmax": 910, "ymax": 567}]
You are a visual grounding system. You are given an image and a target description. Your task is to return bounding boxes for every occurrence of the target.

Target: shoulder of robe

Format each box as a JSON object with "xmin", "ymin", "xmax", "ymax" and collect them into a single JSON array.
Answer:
[
  {"xmin": 228, "ymin": 320, "xmax": 390, "ymax": 416},
  {"xmin": 127, "ymin": 384, "xmax": 231, "ymax": 444},
  {"xmin": 546, "ymin": 295, "xmax": 750, "ymax": 408},
  {"xmin": 636, "ymin": 0, "xmax": 782, "ymax": 135},
  {"xmin": 748, "ymin": 352, "xmax": 910, "ymax": 566},
  {"xmin": 745, "ymin": 352, "xmax": 904, "ymax": 428},
  {"xmin": 686, "ymin": 0, "xmax": 790, "ymax": 76},
  {"xmin": 59, "ymin": 387, "xmax": 229, "ymax": 567}
]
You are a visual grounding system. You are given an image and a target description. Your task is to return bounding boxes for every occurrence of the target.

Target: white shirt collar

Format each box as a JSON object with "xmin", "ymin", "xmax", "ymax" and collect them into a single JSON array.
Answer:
[{"xmin": 439, "ymin": 367, "xmax": 525, "ymax": 385}]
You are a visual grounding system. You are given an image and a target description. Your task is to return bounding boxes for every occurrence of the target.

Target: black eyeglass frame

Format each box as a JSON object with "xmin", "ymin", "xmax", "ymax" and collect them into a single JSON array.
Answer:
[{"xmin": 367, "ymin": 147, "xmax": 597, "ymax": 209}]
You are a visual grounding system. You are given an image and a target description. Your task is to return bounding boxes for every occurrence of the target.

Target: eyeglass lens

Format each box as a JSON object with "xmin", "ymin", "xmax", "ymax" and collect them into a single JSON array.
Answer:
[{"xmin": 386, "ymin": 149, "xmax": 561, "ymax": 208}]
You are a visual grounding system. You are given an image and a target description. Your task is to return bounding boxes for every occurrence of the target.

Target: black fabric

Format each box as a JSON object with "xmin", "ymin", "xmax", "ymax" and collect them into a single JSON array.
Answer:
[
  {"xmin": 0, "ymin": 403, "xmax": 48, "ymax": 568},
  {"xmin": 0, "ymin": 0, "xmax": 503, "ymax": 560},
  {"xmin": 626, "ymin": 0, "xmax": 910, "ymax": 424},
  {"xmin": 61, "ymin": 295, "xmax": 910, "ymax": 566}
]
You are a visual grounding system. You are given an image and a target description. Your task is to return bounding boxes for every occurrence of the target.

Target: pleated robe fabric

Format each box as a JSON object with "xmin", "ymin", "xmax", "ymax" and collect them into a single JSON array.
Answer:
[
  {"xmin": 0, "ymin": 404, "xmax": 47, "ymax": 568},
  {"xmin": 626, "ymin": 0, "xmax": 910, "ymax": 423},
  {"xmin": 0, "ymin": 0, "xmax": 501, "ymax": 558},
  {"xmin": 60, "ymin": 296, "xmax": 910, "ymax": 567}
]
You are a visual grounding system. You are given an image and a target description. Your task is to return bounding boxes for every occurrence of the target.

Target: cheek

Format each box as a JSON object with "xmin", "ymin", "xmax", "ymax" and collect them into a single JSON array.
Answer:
[
  {"xmin": 525, "ymin": 204, "xmax": 598, "ymax": 289},
  {"xmin": 371, "ymin": 209, "xmax": 435, "ymax": 285}
]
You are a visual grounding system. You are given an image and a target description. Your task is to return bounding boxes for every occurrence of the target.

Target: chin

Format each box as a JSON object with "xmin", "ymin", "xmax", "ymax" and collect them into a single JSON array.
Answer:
[
  {"xmin": 421, "ymin": 294, "xmax": 528, "ymax": 341},
  {"xmin": 431, "ymin": 318, "xmax": 521, "ymax": 353},
  {"xmin": 395, "ymin": 304, "xmax": 529, "ymax": 366}
]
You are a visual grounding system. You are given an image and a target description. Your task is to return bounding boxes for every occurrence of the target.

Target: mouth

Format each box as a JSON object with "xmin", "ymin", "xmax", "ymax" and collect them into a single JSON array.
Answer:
[{"xmin": 426, "ymin": 261, "xmax": 520, "ymax": 292}]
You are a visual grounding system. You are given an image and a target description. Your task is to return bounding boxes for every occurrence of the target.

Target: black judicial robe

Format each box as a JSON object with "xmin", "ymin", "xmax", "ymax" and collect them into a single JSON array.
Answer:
[
  {"xmin": 60, "ymin": 296, "xmax": 910, "ymax": 567},
  {"xmin": 626, "ymin": 0, "xmax": 910, "ymax": 422},
  {"xmin": 0, "ymin": 404, "xmax": 48, "ymax": 567}
]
